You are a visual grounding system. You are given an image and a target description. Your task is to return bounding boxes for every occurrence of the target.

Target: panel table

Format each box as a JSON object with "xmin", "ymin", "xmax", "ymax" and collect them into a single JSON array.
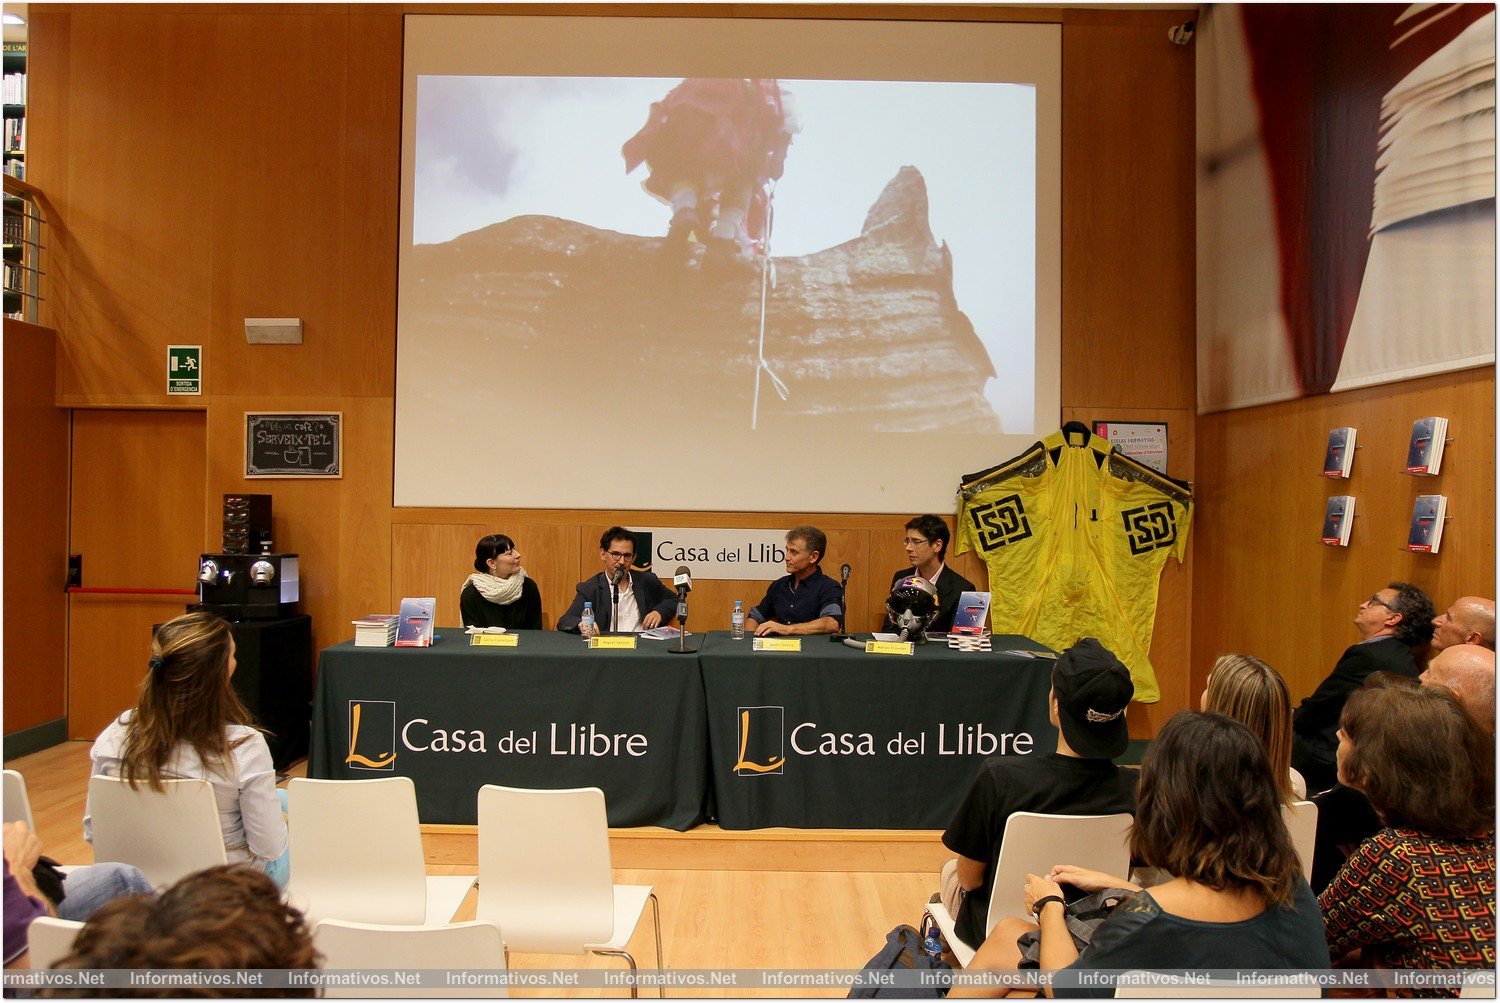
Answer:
[
  {"xmin": 698, "ymin": 632, "xmax": 1058, "ymax": 829},
  {"xmin": 309, "ymin": 630, "xmax": 709, "ymax": 829}
]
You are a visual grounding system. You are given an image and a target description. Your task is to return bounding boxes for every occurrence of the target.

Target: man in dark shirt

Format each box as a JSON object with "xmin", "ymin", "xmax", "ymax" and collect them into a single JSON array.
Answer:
[
  {"xmin": 747, "ymin": 525, "xmax": 844, "ymax": 637},
  {"xmin": 942, "ymin": 638, "xmax": 1138, "ymax": 951},
  {"xmin": 882, "ymin": 514, "xmax": 977, "ymax": 635},
  {"xmin": 1291, "ymin": 582, "xmax": 1433, "ymax": 795}
]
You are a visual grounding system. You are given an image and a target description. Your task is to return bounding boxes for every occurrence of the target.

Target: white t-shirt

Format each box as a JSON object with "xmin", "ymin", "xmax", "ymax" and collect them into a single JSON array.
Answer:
[{"xmin": 85, "ymin": 712, "xmax": 288, "ymax": 865}]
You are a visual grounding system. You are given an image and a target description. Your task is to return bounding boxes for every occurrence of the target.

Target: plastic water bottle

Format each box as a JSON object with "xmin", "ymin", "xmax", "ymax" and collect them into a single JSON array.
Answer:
[
  {"xmin": 731, "ymin": 600, "xmax": 745, "ymax": 640},
  {"xmin": 921, "ymin": 918, "xmax": 943, "ymax": 962},
  {"xmin": 580, "ymin": 602, "xmax": 596, "ymax": 640}
]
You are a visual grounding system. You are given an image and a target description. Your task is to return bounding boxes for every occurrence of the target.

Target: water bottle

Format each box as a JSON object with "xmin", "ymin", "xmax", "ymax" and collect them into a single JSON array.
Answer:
[
  {"xmin": 921, "ymin": 918, "xmax": 943, "ymax": 962},
  {"xmin": 731, "ymin": 600, "xmax": 745, "ymax": 640},
  {"xmin": 580, "ymin": 602, "xmax": 596, "ymax": 640}
]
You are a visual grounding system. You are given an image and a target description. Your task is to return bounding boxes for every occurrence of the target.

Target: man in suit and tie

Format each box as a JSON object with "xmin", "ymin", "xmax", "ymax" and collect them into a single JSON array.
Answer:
[{"xmin": 557, "ymin": 527, "xmax": 677, "ymax": 635}]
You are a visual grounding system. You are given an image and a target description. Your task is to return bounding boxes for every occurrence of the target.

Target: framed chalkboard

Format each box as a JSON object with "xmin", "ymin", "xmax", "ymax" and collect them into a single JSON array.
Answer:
[{"xmin": 245, "ymin": 412, "xmax": 342, "ymax": 478}]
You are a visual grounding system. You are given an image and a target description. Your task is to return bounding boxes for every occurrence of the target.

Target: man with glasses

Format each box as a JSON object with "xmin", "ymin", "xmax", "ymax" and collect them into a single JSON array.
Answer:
[
  {"xmin": 881, "ymin": 515, "xmax": 976, "ymax": 635},
  {"xmin": 1291, "ymin": 582, "xmax": 1435, "ymax": 795},
  {"xmin": 558, "ymin": 527, "xmax": 677, "ymax": 635}
]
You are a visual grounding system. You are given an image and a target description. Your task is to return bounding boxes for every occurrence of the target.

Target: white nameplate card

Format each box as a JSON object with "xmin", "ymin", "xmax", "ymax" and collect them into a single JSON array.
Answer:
[
  {"xmin": 865, "ymin": 640, "xmax": 914, "ymax": 656},
  {"xmin": 470, "ymin": 633, "xmax": 518, "ymax": 647},
  {"xmin": 589, "ymin": 635, "xmax": 638, "ymax": 650},
  {"xmin": 753, "ymin": 637, "xmax": 802, "ymax": 652}
]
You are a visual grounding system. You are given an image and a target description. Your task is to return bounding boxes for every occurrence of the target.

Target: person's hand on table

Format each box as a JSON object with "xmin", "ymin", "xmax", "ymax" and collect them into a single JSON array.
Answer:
[
  {"xmin": 755, "ymin": 620, "xmax": 791, "ymax": 637},
  {"xmin": 642, "ymin": 611, "xmax": 662, "ymax": 630}
]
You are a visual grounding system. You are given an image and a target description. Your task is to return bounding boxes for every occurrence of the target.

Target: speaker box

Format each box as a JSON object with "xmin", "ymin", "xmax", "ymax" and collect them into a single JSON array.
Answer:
[{"xmin": 226, "ymin": 615, "xmax": 312, "ymax": 770}]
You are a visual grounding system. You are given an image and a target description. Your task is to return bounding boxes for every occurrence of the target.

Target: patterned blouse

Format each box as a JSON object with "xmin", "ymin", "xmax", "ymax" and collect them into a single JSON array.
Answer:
[{"xmin": 1320, "ymin": 827, "xmax": 1495, "ymax": 979}]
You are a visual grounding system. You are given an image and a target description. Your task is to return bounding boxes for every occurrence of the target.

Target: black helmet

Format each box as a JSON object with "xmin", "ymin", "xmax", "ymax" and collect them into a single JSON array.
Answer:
[{"xmin": 886, "ymin": 575, "xmax": 939, "ymax": 643}]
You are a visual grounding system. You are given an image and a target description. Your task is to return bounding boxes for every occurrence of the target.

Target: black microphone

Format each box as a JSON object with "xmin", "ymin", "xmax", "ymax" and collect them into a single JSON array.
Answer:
[
  {"xmin": 667, "ymin": 565, "xmax": 699, "ymax": 654},
  {"xmin": 673, "ymin": 565, "xmax": 693, "ymax": 598},
  {"xmin": 832, "ymin": 563, "xmax": 852, "ymax": 642},
  {"xmin": 609, "ymin": 568, "xmax": 620, "ymax": 633}
]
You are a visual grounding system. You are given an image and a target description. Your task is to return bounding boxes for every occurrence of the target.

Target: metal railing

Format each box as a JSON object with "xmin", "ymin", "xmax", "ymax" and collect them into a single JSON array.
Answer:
[{"xmin": 3, "ymin": 173, "xmax": 47, "ymax": 324}]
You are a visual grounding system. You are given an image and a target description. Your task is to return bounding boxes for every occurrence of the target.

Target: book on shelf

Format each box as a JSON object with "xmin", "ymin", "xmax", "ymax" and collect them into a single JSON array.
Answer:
[
  {"xmin": 393, "ymin": 597, "xmax": 437, "ymax": 647},
  {"xmin": 350, "ymin": 613, "xmax": 398, "ymax": 647},
  {"xmin": 1406, "ymin": 495, "xmax": 1447, "ymax": 554},
  {"xmin": 1322, "ymin": 427, "xmax": 1357, "ymax": 478},
  {"xmin": 1321, "ymin": 496, "xmax": 1356, "ymax": 546},
  {"xmin": 949, "ymin": 591, "xmax": 993, "ymax": 636},
  {"xmin": 1405, "ymin": 416, "xmax": 1448, "ymax": 475}
]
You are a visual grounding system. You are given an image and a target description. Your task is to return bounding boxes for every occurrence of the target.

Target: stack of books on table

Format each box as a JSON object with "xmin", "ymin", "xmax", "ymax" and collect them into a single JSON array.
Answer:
[{"xmin": 351, "ymin": 614, "xmax": 399, "ymax": 647}]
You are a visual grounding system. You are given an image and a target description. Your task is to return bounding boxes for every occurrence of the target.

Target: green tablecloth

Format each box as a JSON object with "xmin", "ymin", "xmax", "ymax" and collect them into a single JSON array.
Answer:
[
  {"xmin": 698, "ymin": 633, "xmax": 1058, "ymax": 829},
  {"xmin": 309, "ymin": 630, "xmax": 710, "ymax": 829}
]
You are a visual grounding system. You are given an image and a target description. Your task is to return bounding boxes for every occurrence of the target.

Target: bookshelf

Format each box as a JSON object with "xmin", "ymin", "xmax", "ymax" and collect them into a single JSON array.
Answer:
[{"xmin": 3, "ymin": 41, "xmax": 22, "ymax": 180}]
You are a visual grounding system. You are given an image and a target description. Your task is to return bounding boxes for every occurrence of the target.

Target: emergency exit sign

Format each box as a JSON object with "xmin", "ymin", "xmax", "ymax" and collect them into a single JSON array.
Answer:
[{"xmin": 167, "ymin": 345, "xmax": 202, "ymax": 395}]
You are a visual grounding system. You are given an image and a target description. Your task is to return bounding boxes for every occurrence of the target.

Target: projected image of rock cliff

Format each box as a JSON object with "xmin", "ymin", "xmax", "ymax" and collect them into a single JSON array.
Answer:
[{"xmin": 402, "ymin": 76, "xmax": 1036, "ymax": 436}]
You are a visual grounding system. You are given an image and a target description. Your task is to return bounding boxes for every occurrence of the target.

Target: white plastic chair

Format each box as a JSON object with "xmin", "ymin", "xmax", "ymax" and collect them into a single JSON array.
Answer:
[
  {"xmin": 1281, "ymin": 800, "xmax": 1318, "ymax": 882},
  {"xmin": 286, "ymin": 777, "xmax": 475, "ymax": 928},
  {"xmin": 1115, "ymin": 973, "xmax": 1320, "ymax": 997},
  {"xmin": 476, "ymin": 785, "xmax": 662, "ymax": 998},
  {"xmin": 4, "ymin": 769, "xmax": 36, "ymax": 830},
  {"xmin": 924, "ymin": 812, "xmax": 1133, "ymax": 968},
  {"xmin": 87, "ymin": 776, "xmax": 227, "ymax": 889},
  {"xmin": 313, "ymin": 919, "xmax": 507, "ymax": 999},
  {"xmin": 25, "ymin": 916, "xmax": 84, "ymax": 970}
]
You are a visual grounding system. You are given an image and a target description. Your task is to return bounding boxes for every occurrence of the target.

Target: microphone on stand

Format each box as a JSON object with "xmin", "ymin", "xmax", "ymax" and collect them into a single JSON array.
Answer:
[
  {"xmin": 609, "ymin": 567, "xmax": 621, "ymax": 633},
  {"xmin": 668, "ymin": 565, "xmax": 699, "ymax": 654},
  {"xmin": 832, "ymin": 563, "xmax": 852, "ymax": 642}
]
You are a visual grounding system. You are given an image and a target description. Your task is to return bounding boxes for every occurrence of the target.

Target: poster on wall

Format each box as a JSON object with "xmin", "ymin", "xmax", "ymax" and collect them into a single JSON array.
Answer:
[{"xmin": 245, "ymin": 412, "xmax": 342, "ymax": 479}]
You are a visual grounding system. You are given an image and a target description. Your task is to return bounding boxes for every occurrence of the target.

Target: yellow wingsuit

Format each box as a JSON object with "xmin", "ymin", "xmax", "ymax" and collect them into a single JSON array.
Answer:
[{"xmin": 955, "ymin": 422, "xmax": 1192, "ymax": 704}]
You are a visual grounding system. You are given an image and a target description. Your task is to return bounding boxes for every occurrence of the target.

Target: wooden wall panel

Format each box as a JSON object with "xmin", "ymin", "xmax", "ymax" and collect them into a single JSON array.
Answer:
[
  {"xmin": 67, "ymin": 410, "xmax": 207, "ymax": 738},
  {"xmin": 3, "ymin": 323, "xmax": 70, "ymax": 733},
  {"xmin": 1192, "ymin": 368, "xmax": 1496, "ymax": 709},
  {"xmin": 50, "ymin": 12, "xmax": 215, "ymax": 403}
]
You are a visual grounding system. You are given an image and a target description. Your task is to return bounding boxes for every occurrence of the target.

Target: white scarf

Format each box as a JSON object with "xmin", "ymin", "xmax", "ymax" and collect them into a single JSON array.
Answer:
[{"xmin": 466, "ymin": 570, "xmax": 527, "ymax": 606}]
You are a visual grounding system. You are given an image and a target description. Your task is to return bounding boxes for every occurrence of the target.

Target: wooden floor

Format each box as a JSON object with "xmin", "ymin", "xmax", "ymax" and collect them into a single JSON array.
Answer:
[{"xmin": 6, "ymin": 741, "xmax": 946, "ymax": 998}]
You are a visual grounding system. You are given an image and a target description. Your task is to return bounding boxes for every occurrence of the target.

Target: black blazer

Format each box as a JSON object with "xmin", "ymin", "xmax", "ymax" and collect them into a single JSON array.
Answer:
[
  {"xmin": 556, "ymin": 571, "xmax": 677, "ymax": 633},
  {"xmin": 1291, "ymin": 635, "xmax": 1418, "ymax": 778}
]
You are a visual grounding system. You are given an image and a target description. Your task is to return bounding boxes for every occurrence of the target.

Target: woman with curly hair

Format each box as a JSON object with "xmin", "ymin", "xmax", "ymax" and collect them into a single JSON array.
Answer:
[
  {"xmin": 1320, "ymin": 683, "xmax": 1495, "ymax": 974},
  {"xmin": 85, "ymin": 611, "xmax": 290, "ymax": 886},
  {"xmin": 44, "ymin": 866, "xmax": 320, "ymax": 996}
]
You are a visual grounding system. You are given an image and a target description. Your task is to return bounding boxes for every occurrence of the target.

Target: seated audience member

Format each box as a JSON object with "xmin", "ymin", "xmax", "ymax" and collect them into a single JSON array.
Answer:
[
  {"xmin": 43, "ymin": 865, "xmax": 320, "ymax": 997},
  {"xmin": 1291, "ymin": 582, "xmax": 1434, "ymax": 795},
  {"xmin": 1421, "ymin": 643, "xmax": 1496, "ymax": 725},
  {"xmin": 942, "ymin": 638, "xmax": 1137, "ymax": 952},
  {"xmin": 557, "ymin": 527, "xmax": 676, "ymax": 635},
  {"xmin": 952, "ymin": 712, "xmax": 1329, "ymax": 998},
  {"xmin": 1201, "ymin": 653, "xmax": 1305, "ymax": 800},
  {"xmin": 1430, "ymin": 595, "xmax": 1496, "ymax": 653},
  {"xmin": 86, "ymin": 611, "xmax": 291, "ymax": 888},
  {"xmin": 1319, "ymin": 684, "xmax": 1495, "ymax": 973},
  {"xmin": 882, "ymin": 515, "xmax": 976, "ymax": 635},
  {"xmin": 747, "ymin": 526, "xmax": 843, "ymax": 637},
  {"xmin": 460, "ymin": 533, "xmax": 543, "ymax": 630},
  {"xmin": 3, "ymin": 820, "xmax": 152, "ymax": 968}
]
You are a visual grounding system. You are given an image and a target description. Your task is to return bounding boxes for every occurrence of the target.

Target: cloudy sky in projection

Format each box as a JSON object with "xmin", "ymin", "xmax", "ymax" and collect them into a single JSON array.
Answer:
[{"xmin": 413, "ymin": 76, "xmax": 1038, "ymax": 431}]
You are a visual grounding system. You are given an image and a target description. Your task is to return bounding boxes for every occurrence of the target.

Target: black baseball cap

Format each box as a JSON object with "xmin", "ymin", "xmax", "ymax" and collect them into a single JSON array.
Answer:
[{"xmin": 1052, "ymin": 637, "xmax": 1133, "ymax": 759}]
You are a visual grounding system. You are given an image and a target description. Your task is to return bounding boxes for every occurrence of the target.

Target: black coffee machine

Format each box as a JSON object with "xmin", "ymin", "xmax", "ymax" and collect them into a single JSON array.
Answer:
[{"xmin": 195, "ymin": 493, "xmax": 300, "ymax": 619}]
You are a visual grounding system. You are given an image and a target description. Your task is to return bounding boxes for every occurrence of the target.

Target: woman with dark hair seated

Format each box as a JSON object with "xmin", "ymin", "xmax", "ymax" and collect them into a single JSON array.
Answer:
[
  {"xmin": 43, "ymin": 866, "xmax": 320, "ymax": 997},
  {"xmin": 460, "ymin": 533, "xmax": 542, "ymax": 630},
  {"xmin": 1320, "ymin": 684, "xmax": 1495, "ymax": 974},
  {"xmin": 954, "ymin": 711, "xmax": 1329, "ymax": 997}
]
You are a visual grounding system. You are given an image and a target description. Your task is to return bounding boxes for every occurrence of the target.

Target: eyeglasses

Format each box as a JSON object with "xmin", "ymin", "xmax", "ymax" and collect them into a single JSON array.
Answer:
[
  {"xmin": 1363, "ymin": 594, "xmax": 1397, "ymax": 612},
  {"xmin": 902, "ymin": 537, "xmax": 931, "ymax": 547},
  {"xmin": 606, "ymin": 551, "xmax": 635, "ymax": 562}
]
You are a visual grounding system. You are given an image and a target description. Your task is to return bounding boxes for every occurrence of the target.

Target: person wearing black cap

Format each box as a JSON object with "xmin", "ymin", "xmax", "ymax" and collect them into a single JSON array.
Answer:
[{"xmin": 940, "ymin": 637, "xmax": 1139, "ymax": 952}]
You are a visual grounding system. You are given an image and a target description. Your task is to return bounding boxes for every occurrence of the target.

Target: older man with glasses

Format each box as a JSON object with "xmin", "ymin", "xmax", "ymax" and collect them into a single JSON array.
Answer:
[
  {"xmin": 881, "ymin": 514, "xmax": 976, "ymax": 635},
  {"xmin": 557, "ymin": 526, "xmax": 677, "ymax": 636},
  {"xmin": 1291, "ymin": 582, "xmax": 1435, "ymax": 795}
]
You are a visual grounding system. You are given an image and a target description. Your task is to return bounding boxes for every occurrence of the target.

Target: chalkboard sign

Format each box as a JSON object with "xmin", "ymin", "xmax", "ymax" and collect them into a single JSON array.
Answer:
[{"xmin": 245, "ymin": 412, "xmax": 342, "ymax": 478}]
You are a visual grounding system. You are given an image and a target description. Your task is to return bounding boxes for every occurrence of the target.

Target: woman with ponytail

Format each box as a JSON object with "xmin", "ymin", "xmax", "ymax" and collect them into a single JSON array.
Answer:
[{"xmin": 84, "ymin": 611, "xmax": 290, "ymax": 887}]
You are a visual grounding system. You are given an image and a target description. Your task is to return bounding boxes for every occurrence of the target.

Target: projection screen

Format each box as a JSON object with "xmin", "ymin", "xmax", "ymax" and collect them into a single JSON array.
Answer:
[{"xmin": 396, "ymin": 15, "xmax": 1061, "ymax": 513}]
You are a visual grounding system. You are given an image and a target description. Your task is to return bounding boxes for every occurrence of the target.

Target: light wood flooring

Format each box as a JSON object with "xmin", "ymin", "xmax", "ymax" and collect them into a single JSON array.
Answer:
[{"xmin": 6, "ymin": 741, "xmax": 946, "ymax": 998}]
